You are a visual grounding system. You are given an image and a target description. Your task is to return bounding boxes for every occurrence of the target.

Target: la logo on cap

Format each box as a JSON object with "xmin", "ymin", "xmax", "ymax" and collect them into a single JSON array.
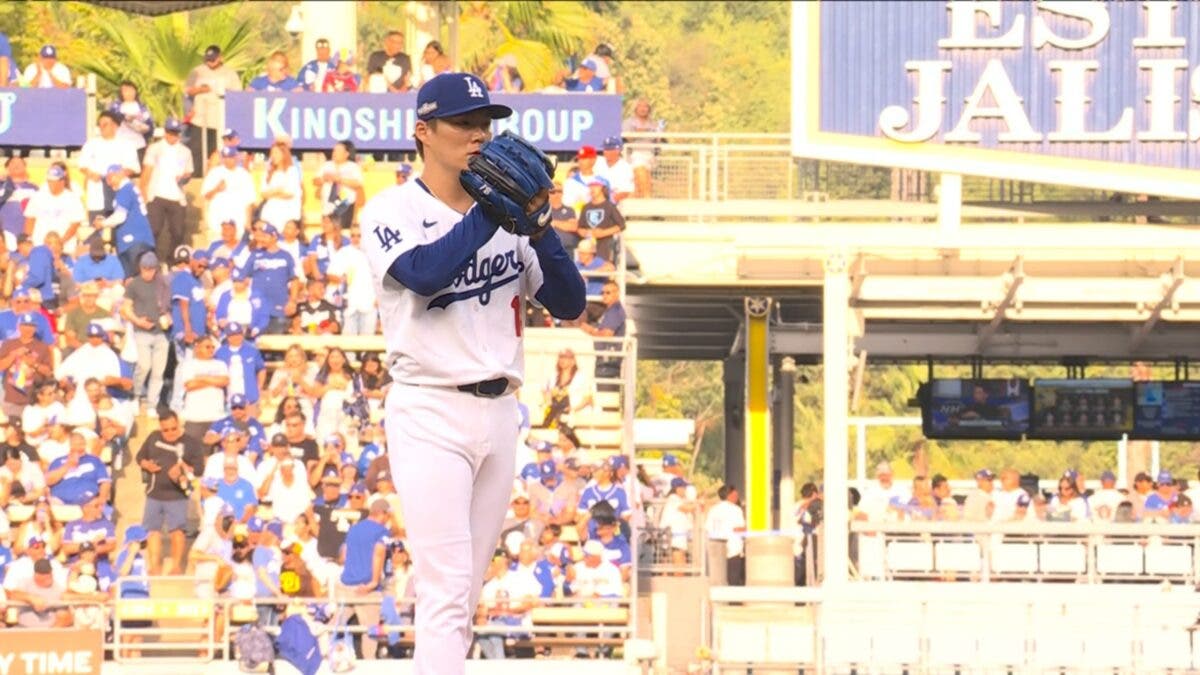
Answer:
[{"xmin": 464, "ymin": 75, "xmax": 484, "ymax": 99}]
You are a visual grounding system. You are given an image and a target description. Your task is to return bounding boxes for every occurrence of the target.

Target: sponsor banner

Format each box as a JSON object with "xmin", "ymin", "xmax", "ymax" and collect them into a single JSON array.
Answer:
[
  {"xmin": 0, "ymin": 88, "xmax": 88, "ymax": 147},
  {"xmin": 791, "ymin": 1, "xmax": 1200, "ymax": 197},
  {"xmin": 0, "ymin": 628, "xmax": 102, "ymax": 675},
  {"xmin": 225, "ymin": 91, "xmax": 622, "ymax": 152}
]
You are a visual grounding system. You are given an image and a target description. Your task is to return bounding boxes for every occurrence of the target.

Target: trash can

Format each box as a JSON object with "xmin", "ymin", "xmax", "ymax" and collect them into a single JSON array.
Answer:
[
  {"xmin": 707, "ymin": 539, "xmax": 728, "ymax": 586},
  {"xmin": 744, "ymin": 534, "xmax": 794, "ymax": 586}
]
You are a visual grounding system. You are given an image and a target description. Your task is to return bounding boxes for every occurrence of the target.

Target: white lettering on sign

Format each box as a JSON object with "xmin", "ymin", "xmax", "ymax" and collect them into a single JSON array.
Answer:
[
  {"xmin": 1047, "ymin": 60, "xmax": 1133, "ymax": 141},
  {"xmin": 938, "ymin": 1, "xmax": 1025, "ymax": 49},
  {"xmin": 0, "ymin": 653, "xmax": 14, "ymax": 675},
  {"xmin": 945, "ymin": 59, "xmax": 1042, "ymax": 143},
  {"xmin": 876, "ymin": 2, "xmax": 1200, "ymax": 144},
  {"xmin": 0, "ymin": 650, "xmax": 94, "ymax": 675}
]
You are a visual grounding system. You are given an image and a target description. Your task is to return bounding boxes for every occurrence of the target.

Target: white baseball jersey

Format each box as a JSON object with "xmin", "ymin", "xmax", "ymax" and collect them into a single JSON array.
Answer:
[{"xmin": 361, "ymin": 181, "xmax": 546, "ymax": 388}]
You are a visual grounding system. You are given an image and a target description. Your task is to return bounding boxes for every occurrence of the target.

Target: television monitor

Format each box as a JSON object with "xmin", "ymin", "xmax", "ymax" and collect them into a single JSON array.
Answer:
[
  {"xmin": 1030, "ymin": 378, "xmax": 1134, "ymax": 440},
  {"xmin": 922, "ymin": 378, "xmax": 1030, "ymax": 439},
  {"xmin": 1134, "ymin": 381, "xmax": 1200, "ymax": 440}
]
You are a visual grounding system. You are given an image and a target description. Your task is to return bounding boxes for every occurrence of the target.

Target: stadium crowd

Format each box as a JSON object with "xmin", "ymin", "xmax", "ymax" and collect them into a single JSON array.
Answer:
[{"xmin": 0, "ymin": 28, "xmax": 691, "ymax": 664}]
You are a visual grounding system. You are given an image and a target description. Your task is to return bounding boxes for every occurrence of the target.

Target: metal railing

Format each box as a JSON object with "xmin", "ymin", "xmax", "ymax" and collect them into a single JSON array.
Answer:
[
  {"xmin": 622, "ymin": 132, "xmax": 795, "ymax": 203},
  {"xmin": 851, "ymin": 520, "xmax": 1200, "ymax": 584},
  {"xmin": 638, "ymin": 497, "xmax": 707, "ymax": 576},
  {"xmin": 7, "ymin": 576, "xmax": 634, "ymax": 663}
]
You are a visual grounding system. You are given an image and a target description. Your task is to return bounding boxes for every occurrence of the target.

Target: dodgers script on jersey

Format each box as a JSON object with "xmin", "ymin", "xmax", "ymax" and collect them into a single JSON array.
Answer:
[{"xmin": 361, "ymin": 181, "xmax": 546, "ymax": 388}]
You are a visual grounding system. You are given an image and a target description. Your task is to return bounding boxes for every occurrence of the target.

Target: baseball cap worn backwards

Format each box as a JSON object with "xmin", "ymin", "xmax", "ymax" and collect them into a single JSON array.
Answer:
[{"xmin": 416, "ymin": 73, "xmax": 512, "ymax": 122}]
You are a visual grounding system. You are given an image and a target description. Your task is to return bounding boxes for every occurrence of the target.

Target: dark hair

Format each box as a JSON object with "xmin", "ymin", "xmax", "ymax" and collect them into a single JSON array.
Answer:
[
  {"xmin": 99, "ymin": 110, "xmax": 123, "ymax": 125},
  {"xmin": 414, "ymin": 120, "xmax": 436, "ymax": 160},
  {"xmin": 278, "ymin": 402, "xmax": 305, "ymax": 425},
  {"xmin": 159, "ymin": 410, "xmax": 179, "ymax": 424},
  {"xmin": 334, "ymin": 140, "xmax": 356, "ymax": 161},
  {"xmin": 425, "ymin": 40, "xmax": 444, "ymax": 56},
  {"xmin": 800, "ymin": 482, "xmax": 819, "ymax": 499},
  {"xmin": 932, "ymin": 474, "xmax": 948, "ymax": 491},
  {"xmin": 717, "ymin": 484, "xmax": 734, "ymax": 500},
  {"xmin": 50, "ymin": 160, "xmax": 70, "ymax": 189},
  {"xmin": 849, "ymin": 486, "xmax": 861, "ymax": 507},
  {"xmin": 118, "ymin": 80, "xmax": 139, "ymax": 97},
  {"xmin": 316, "ymin": 347, "xmax": 356, "ymax": 384}
]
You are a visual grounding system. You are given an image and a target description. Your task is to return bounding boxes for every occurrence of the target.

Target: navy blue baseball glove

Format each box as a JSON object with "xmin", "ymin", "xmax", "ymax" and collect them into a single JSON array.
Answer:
[{"xmin": 460, "ymin": 131, "xmax": 555, "ymax": 237}]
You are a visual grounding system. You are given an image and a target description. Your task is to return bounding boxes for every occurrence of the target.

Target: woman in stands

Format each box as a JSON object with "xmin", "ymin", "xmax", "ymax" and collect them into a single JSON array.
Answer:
[
  {"xmin": 539, "ymin": 348, "xmax": 594, "ymax": 429},
  {"xmin": 1048, "ymin": 476, "xmax": 1091, "ymax": 522},
  {"xmin": 309, "ymin": 347, "xmax": 360, "ymax": 440},
  {"xmin": 278, "ymin": 220, "xmax": 309, "ymax": 285},
  {"xmin": 14, "ymin": 496, "xmax": 63, "ymax": 557},
  {"xmin": 108, "ymin": 80, "xmax": 153, "ymax": 163},
  {"xmin": 359, "ymin": 352, "xmax": 392, "ymax": 414},
  {"xmin": 267, "ymin": 345, "xmax": 318, "ymax": 417},
  {"xmin": 259, "ymin": 142, "xmax": 303, "ymax": 231}
]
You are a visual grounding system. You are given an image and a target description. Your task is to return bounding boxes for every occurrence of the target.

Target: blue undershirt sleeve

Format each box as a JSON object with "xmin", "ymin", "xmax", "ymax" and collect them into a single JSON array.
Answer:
[
  {"xmin": 531, "ymin": 228, "xmax": 587, "ymax": 320},
  {"xmin": 386, "ymin": 207, "xmax": 499, "ymax": 296}
]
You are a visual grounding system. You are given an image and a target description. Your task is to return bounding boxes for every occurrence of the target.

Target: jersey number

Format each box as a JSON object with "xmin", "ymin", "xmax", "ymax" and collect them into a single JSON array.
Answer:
[
  {"xmin": 511, "ymin": 296, "xmax": 522, "ymax": 337},
  {"xmin": 373, "ymin": 225, "xmax": 403, "ymax": 252}
]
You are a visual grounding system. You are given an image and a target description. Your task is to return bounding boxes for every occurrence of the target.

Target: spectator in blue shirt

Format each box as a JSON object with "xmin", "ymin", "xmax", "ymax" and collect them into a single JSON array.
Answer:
[
  {"xmin": 252, "ymin": 521, "xmax": 285, "ymax": 626},
  {"xmin": 298, "ymin": 38, "xmax": 334, "ymax": 92},
  {"xmin": 304, "ymin": 217, "xmax": 348, "ymax": 280},
  {"xmin": 114, "ymin": 526, "xmax": 151, "ymax": 599},
  {"xmin": 72, "ymin": 238, "xmax": 125, "ymax": 285},
  {"xmin": 0, "ymin": 540, "xmax": 13, "ymax": 583},
  {"xmin": 0, "ymin": 291, "xmax": 52, "ymax": 345},
  {"xmin": 565, "ymin": 59, "xmax": 605, "ymax": 92},
  {"xmin": 243, "ymin": 223, "xmax": 298, "ymax": 333},
  {"xmin": 207, "ymin": 219, "xmax": 251, "ymax": 268},
  {"xmin": 338, "ymin": 498, "xmax": 392, "ymax": 660},
  {"xmin": 62, "ymin": 495, "xmax": 117, "ymax": 564},
  {"xmin": 204, "ymin": 393, "xmax": 267, "ymax": 457},
  {"xmin": 214, "ymin": 323, "xmax": 266, "ymax": 406},
  {"xmin": 170, "ymin": 248, "xmax": 210, "ymax": 351},
  {"xmin": 216, "ymin": 456, "xmax": 258, "ymax": 522},
  {"xmin": 214, "ymin": 269, "xmax": 271, "ymax": 337},
  {"xmin": 45, "ymin": 432, "xmax": 112, "ymax": 505},
  {"xmin": 12, "ymin": 236, "xmax": 56, "ymax": 307},
  {"xmin": 582, "ymin": 280, "xmax": 625, "ymax": 387},
  {"xmin": 0, "ymin": 157, "xmax": 37, "ymax": 241},
  {"xmin": 94, "ymin": 165, "xmax": 155, "ymax": 277},
  {"xmin": 249, "ymin": 51, "xmax": 300, "ymax": 92},
  {"xmin": 1143, "ymin": 470, "xmax": 1177, "ymax": 520}
]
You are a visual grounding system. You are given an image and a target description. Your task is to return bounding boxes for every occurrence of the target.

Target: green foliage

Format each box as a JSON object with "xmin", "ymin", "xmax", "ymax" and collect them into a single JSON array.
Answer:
[{"xmin": 458, "ymin": 1, "xmax": 597, "ymax": 90}]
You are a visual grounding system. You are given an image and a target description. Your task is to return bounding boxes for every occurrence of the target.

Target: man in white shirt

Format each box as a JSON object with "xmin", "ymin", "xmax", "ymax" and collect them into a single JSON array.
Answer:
[
  {"xmin": 704, "ymin": 484, "xmax": 747, "ymax": 585},
  {"xmin": 24, "ymin": 165, "xmax": 84, "ymax": 246},
  {"xmin": 202, "ymin": 429, "xmax": 256, "ymax": 482},
  {"xmin": 1090, "ymin": 470, "xmax": 1125, "ymax": 522},
  {"xmin": 991, "ymin": 468, "xmax": 1031, "ymax": 522},
  {"xmin": 859, "ymin": 461, "xmax": 907, "ymax": 522},
  {"xmin": 262, "ymin": 456, "xmax": 313, "ymax": 523},
  {"xmin": 326, "ymin": 226, "xmax": 376, "ymax": 335},
  {"xmin": 22, "ymin": 45, "xmax": 70, "ymax": 89},
  {"xmin": 141, "ymin": 118, "xmax": 194, "ymax": 264},
  {"xmin": 184, "ymin": 45, "xmax": 242, "ymax": 176},
  {"xmin": 201, "ymin": 146, "xmax": 256, "ymax": 241},
  {"xmin": 55, "ymin": 323, "xmax": 122, "ymax": 409},
  {"xmin": 569, "ymin": 539, "xmax": 624, "ymax": 598},
  {"xmin": 77, "ymin": 111, "xmax": 139, "ymax": 221},
  {"xmin": 255, "ymin": 434, "xmax": 306, "ymax": 498},
  {"xmin": 962, "ymin": 469, "xmax": 996, "ymax": 522},
  {"xmin": 176, "ymin": 337, "xmax": 230, "ymax": 442},
  {"xmin": 593, "ymin": 136, "xmax": 634, "ymax": 204}
]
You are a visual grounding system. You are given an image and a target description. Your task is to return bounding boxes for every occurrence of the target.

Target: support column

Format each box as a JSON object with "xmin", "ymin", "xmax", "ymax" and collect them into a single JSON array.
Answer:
[
  {"xmin": 822, "ymin": 254, "xmax": 850, "ymax": 586},
  {"xmin": 938, "ymin": 173, "xmax": 962, "ymax": 234},
  {"xmin": 744, "ymin": 297, "xmax": 773, "ymax": 531},
  {"xmin": 723, "ymin": 355, "xmax": 746, "ymax": 495},
  {"xmin": 299, "ymin": 1, "xmax": 356, "ymax": 64},
  {"xmin": 774, "ymin": 357, "xmax": 797, "ymax": 530}
]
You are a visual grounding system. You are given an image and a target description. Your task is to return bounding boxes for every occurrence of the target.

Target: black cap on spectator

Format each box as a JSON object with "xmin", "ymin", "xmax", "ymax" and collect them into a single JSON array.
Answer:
[
  {"xmin": 595, "ymin": 43, "xmax": 614, "ymax": 58},
  {"xmin": 204, "ymin": 45, "xmax": 221, "ymax": 62},
  {"xmin": 79, "ymin": 541, "xmax": 95, "ymax": 552},
  {"xmin": 99, "ymin": 110, "xmax": 123, "ymax": 126},
  {"xmin": 173, "ymin": 245, "xmax": 192, "ymax": 265},
  {"xmin": 271, "ymin": 433, "xmax": 288, "ymax": 447}
]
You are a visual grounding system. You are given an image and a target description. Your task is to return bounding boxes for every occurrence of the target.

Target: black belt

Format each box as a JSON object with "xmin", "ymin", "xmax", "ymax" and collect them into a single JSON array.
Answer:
[{"xmin": 457, "ymin": 377, "xmax": 509, "ymax": 398}]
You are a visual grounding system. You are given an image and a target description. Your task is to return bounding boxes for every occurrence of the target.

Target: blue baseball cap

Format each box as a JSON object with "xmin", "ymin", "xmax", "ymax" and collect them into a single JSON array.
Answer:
[
  {"xmin": 519, "ymin": 463, "xmax": 539, "ymax": 480},
  {"xmin": 225, "ymin": 321, "xmax": 244, "ymax": 336},
  {"xmin": 1017, "ymin": 492, "xmax": 1032, "ymax": 507},
  {"xmin": 1158, "ymin": 470, "xmax": 1173, "ymax": 484},
  {"xmin": 247, "ymin": 516, "xmax": 265, "ymax": 533},
  {"xmin": 538, "ymin": 459, "xmax": 557, "ymax": 479},
  {"xmin": 230, "ymin": 268, "xmax": 247, "ymax": 282},
  {"xmin": 611, "ymin": 456, "xmax": 629, "ymax": 470},
  {"xmin": 11, "ymin": 289, "xmax": 28, "ymax": 300},
  {"xmin": 229, "ymin": 393, "xmax": 247, "ymax": 409},
  {"xmin": 222, "ymin": 128, "xmax": 238, "ymax": 139},
  {"xmin": 86, "ymin": 322, "xmax": 107, "ymax": 339},
  {"xmin": 975, "ymin": 469, "xmax": 995, "ymax": 480},
  {"xmin": 191, "ymin": 249, "xmax": 210, "ymax": 263},
  {"xmin": 105, "ymin": 164, "xmax": 125, "ymax": 176},
  {"xmin": 1063, "ymin": 469, "xmax": 1079, "ymax": 481},
  {"xmin": 670, "ymin": 477, "xmax": 689, "ymax": 490},
  {"xmin": 416, "ymin": 72, "xmax": 512, "ymax": 122},
  {"xmin": 580, "ymin": 58, "xmax": 599, "ymax": 71},
  {"xmin": 211, "ymin": 256, "xmax": 231, "ymax": 268},
  {"xmin": 40, "ymin": 45, "xmax": 57, "ymax": 59},
  {"xmin": 46, "ymin": 165, "xmax": 66, "ymax": 181},
  {"xmin": 397, "ymin": 163, "xmax": 412, "ymax": 176},
  {"xmin": 350, "ymin": 481, "xmax": 369, "ymax": 495},
  {"xmin": 164, "ymin": 117, "xmax": 183, "ymax": 133},
  {"xmin": 200, "ymin": 476, "xmax": 219, "ymax": 490},
  {"xmin": 260, "ymin": 223, "xmax": 279, "ymax": 238},
  {"xmin": 125, "ymin": 525, "xmax": 148, "ymax": 543},
  {"xmin": 587, "ymin": 175, "xmax": 611, "ymax": 189},
  {"xmin": 265, "ymin": 521, "xmax": 284, "ymax": 539},
  {"xmin": 534, "ymin": 441, "xmax": 552, "ymax": 454},
  {"xmin": 17, "ymin": 313, "xmax": 36, "ymax": 326},
  {"xmin": 1101, "ymin": 470, "xmax": 1117, "ymax": 482},
  {"xmin": 602, "ymin": 135, "xmax": 623, "ymax": 150},
  {"xmin": 663, "ymin": 453, "xmax": 679, "ymax": 468},
  {"xmin": 219, "ymin": 145, "xmax": 239, "ymax": 158}
]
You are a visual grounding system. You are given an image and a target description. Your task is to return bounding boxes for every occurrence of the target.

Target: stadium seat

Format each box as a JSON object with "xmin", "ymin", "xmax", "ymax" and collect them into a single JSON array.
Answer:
[
  {"xmin": 886, "ymin": 541, "xmax": 933, "ymax": 574},
  {"xmin": 1039, "ymin": 543, "xmax": 1087, "ymax": 575},
  {"xmin": 1144, "ymin": 544, "xmax": 1192, "ymax": 576},
  {"xmin": 934, "ymin": 541, "xmax": 981, "ymax": 573},
  {"xmin": 1096, "ymin": 543, "xmax": 1144, "ymax": 576}
]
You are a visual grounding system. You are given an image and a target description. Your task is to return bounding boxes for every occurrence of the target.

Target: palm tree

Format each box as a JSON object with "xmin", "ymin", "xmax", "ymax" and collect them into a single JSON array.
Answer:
[
  {"xmin": 75, "ymin": 8, "xmax": 260, "ymax": 122},
  {"xmin": 457, "ymin": 1, "xmax": 600, "ymax": 90}
]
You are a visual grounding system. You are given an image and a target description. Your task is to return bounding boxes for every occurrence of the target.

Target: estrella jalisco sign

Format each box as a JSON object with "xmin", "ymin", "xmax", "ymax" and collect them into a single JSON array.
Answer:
[
  {"xmin": 791, "ymin": 1, "xmax": 1200, "ymax": 197},
  {"xmin": 225, "ymin": 91, "xmax": 621, "ymax": 153}
]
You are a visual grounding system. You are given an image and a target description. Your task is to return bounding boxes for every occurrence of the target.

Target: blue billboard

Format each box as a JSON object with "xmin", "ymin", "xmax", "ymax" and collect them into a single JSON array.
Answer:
[
  {"xmin": 225, "ymin": 91, "xmax": 622, "ymax": 152},
  {"xmin": 0, "ymin": 88, "xmax": 88, "ymax": 147},
  {"xmin": 791, "ymin": 1, "xmax": 1200, "ymax": 197}
]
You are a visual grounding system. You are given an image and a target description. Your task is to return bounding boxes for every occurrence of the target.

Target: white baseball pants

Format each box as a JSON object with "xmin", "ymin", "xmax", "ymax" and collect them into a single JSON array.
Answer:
[{"xmin": 386, "ymin": 382, "xmax": 518, "ymax": 675}]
